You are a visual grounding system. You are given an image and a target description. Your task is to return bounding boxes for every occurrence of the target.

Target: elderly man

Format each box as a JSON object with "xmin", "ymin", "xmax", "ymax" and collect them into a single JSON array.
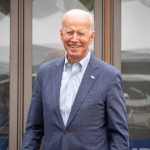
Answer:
[{"xmin": 22, "ymin": 9, "xmax": 129, "ymax": 150}]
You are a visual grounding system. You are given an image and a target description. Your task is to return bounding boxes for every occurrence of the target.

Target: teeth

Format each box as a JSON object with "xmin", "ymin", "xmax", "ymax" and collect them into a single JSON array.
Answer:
[{"xmin": 70, "ymin": 45, "xmax": 79, "ymax": 48}]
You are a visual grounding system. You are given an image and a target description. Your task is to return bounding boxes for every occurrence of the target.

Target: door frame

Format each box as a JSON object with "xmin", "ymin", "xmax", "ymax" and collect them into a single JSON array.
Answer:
[{"xmin": 9, "ymin": 0, "xmax": 121, "ymax": 149}]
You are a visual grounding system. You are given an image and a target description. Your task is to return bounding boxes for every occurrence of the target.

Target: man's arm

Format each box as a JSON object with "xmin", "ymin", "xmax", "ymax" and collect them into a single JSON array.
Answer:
[
  {"xmin": 106, "ymin": 72, "xmax": 129, "ymax": 150},
  {"xmin": 22, "ymin": 70, "xmax": 44, "ymax": 150}
]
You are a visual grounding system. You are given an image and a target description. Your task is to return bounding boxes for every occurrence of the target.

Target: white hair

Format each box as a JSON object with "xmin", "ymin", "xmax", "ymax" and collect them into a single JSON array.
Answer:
[{"xmin": 61, "ymin": 9, "xmax": 94, "ymax": 31}]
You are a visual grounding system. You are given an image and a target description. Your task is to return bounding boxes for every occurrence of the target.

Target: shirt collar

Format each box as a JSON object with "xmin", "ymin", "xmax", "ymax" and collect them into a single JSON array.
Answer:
[{"xmin": 64, "ymin": 50, "xmax": 91, "ymax": 72}]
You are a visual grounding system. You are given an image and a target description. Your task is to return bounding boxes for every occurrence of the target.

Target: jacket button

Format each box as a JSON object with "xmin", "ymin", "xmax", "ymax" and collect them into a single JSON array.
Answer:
[{"xmin": 63, "ymin": 129, "xmax": 68, "ymax": 134}]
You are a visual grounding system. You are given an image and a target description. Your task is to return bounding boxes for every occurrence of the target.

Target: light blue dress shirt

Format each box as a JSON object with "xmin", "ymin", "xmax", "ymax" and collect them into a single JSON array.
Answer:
[{"xmin": 60, "ymin": 50, "xmax": 91, "ymax": 126}]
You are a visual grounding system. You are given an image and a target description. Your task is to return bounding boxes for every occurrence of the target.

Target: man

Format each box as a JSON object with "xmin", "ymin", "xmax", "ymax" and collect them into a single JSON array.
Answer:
[{"xmin": 22, "ymin": 9, "xmax": 129, "ymax": 150}]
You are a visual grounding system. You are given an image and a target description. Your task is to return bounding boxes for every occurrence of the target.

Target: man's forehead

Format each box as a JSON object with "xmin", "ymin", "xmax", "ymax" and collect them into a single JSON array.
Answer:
[
  {"xmin": 62, "ymin": 24, "xmax": 91, "ymax": 32},
  {"xmin": 62, "ymin": 28, "xmax": 90, "ymax": 33}
]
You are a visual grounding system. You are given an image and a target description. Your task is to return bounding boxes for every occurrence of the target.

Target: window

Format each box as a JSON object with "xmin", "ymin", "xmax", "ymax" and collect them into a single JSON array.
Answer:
[
  {"xmin": 121, "ymin": 0, "xmax": 150, "ymax": 148},
  {"xmin": 0, "ymin": 0, "xmax": 10, "ymax": 149}
]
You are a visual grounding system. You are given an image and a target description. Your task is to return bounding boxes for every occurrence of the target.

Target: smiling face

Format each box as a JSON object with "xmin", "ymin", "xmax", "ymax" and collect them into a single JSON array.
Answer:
[{"xmin": 60, "ymin": 10, "xmax": 95, "ymax": 64}]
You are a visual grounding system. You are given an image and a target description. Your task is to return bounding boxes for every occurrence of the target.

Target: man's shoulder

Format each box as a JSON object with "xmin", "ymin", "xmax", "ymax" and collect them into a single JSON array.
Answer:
[
  {"xmin": 92, "ymin": 55, "xmax": 120, "ymax": 75},
  {"xmin": 36, "ymin": 57, "xmax": 64, "ymax": 76},
  {"xmin": 39, "ymin": 57, "xmax": 64, "ymax": 70}
]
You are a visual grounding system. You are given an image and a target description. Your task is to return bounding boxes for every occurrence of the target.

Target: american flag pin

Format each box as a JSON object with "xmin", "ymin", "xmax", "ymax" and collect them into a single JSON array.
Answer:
[{"xmin": 90, "ymin": 75, "xmax": 95, "ymax": 79}]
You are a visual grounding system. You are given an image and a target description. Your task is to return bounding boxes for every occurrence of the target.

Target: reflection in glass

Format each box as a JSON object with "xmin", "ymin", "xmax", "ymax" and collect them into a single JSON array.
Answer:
[
  {"xmin": 0, "ymin": 0, "xmax": 10, "ymax": 149},
  {"xmin": 121, "ymin": 0, "xmax": 150, "ymax": 148},
  {"xmin": 32, "ymin": 0, "xmax": 94, "ymax": 76}
]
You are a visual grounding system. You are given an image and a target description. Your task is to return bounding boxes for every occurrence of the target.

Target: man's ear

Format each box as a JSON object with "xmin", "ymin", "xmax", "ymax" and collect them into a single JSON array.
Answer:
[{"xmin": 90, "ymin": 31, "xmax": 96, "ymax": 44}]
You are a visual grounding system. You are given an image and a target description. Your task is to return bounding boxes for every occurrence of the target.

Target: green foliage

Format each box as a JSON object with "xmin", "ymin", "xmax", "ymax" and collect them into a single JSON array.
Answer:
[
  {"xmin": 79, "ymin": 0, "xmax": 94, "ymax": 11},
  {"xmin": 0, "ymin": 0, "xmax": 10, "ymax": 14}
]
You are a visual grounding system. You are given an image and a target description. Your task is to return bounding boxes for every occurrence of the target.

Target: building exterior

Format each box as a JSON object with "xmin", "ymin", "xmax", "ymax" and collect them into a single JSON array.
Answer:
[{"xmin": 0, "ymin": 0, "xmax": 150, "ymax": 149}]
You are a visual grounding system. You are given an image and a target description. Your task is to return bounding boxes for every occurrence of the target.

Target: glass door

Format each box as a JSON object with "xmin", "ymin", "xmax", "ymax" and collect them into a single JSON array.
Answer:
[
  {"xmin": 0, "ymin": 0, "xmax": 10, "ymax": 149},
  {"xmin": 32, "ymin": 1, "xmax": 95, "ymax": 149},
  {"xmin": 121, "ymin": 0, "xmax": 150, "ymax": 149}
]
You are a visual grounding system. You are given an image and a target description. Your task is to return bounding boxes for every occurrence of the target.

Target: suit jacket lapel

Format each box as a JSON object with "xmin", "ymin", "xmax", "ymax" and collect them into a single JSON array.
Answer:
[
  {"xmin": 66, "ymin": 55, "xmax": 100, "ymax": 127},
  {"xmin": 51, "ymin": 58, "xmax": 65, "ymax": 127}
]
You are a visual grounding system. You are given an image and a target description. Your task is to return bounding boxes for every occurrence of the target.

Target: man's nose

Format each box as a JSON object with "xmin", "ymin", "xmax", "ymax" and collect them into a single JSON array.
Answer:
[{"xmin": 71, "ymin": 32, "xmax": 78, "ymax": 41}]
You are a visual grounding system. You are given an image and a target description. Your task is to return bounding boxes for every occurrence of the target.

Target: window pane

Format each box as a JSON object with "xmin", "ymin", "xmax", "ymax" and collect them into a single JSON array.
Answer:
[
  {"xmin": 32, "ymin": 1, "xmax": 94, "ymax": 148},
  {"xmin": 0, "ymin": 0, "xmax": 10, "ymax": 149},
  {"xmin": 32, "ymin": 0, "xmax": 94, "ymax": 76},
  {"xmin": 121, "ymin": 0, "xmax": 150, "ymax": 148}
]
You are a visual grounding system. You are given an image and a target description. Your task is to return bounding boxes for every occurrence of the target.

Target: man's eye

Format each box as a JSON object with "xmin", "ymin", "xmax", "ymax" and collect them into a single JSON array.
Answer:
[
  {"xmin": 63, "ymin": 30, "xmax": 87, "ymax": 37},
  {"xmin": 78, "ymin": 32, "xmax": 86, "ymax": 36},
  {"xmin": 66, "ymin": 31, "xmax": 74, "ymax": 35}
]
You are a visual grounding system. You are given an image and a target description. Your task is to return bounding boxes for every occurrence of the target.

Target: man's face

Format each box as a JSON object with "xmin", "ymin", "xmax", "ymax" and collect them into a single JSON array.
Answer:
[{"xmin": 60, "ymin": 15, "xmax": 95, "ymax": 64}]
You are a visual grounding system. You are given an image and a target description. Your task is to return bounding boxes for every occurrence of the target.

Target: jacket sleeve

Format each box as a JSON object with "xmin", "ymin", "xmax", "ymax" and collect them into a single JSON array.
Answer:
[
  {"xmin": 22, "ymin": 69, "xmax": 44, "ymax": 150},
  {"xmin": 106, "ymin": 72, "xmax": 129, "ymax": 150}
]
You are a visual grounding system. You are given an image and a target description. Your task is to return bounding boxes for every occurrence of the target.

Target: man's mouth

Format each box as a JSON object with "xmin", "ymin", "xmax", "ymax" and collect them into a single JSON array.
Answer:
[{"xmin": 70, "ymin": 45, "xmax": 81, "ymax": 48}]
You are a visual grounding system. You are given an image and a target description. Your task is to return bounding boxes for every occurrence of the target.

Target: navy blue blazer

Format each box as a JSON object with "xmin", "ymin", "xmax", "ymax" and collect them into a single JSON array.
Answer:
[{"xmin": 22, "ymin": 54, "xmax": 129, "ymax": 150}]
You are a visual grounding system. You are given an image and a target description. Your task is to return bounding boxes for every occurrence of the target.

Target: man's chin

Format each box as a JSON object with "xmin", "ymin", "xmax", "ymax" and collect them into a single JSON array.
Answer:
[{"xmin": 67, "ymin": 55, "xmax": 81, "ymax": 64}]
